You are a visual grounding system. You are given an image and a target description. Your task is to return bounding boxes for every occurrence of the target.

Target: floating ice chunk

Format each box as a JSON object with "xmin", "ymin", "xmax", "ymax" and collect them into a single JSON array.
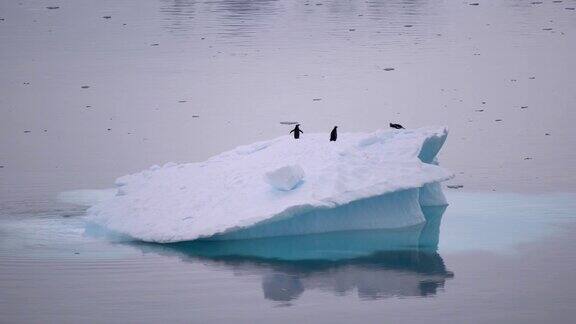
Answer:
[
  {"xmin": 87, "ymin": 126, "xmax": 453, "ymax": 242},
  {"xmin": 265, "ymin": 165, "xmax": 305, "ymax": 191}
]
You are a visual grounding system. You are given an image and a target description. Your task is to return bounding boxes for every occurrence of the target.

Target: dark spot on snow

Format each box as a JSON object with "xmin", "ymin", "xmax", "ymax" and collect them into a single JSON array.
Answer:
[
  {"xmin": 107, "ymin": 128, "xmax": 111, "ymax": 131},
  {"xmin": 178, "ymin": 100, "xmax": 187, "ymax": 103},
  {"xmin": 494, "ymin": 119, "xmax": 502, "ymax": 122},
  {"xmin": 545, "ymin": 133, "xmax": 551, "ymax": 136},
  {"xmin": 24, "ymin": 130, "xmax": 31, "ymax": 133},
  {"xmin": 565, "ymin": 7, "xmax": 575, "ymax": 10},
  {"xmin": 383, "ymin": 67, "xmax": 395, "ymax": 71},
  {"xmin": 542, "ymin": 28, "xmax": 553, "ymax": 31},
  {"xmin": 151, "ymin": 43, "xmax": 159, "ymax": 46},
  {"xmin": 46, "ymin": 6, "xmax": 59, "ymax": 10},
  {"xmin": 531, "ymin": 2, "xmax": 543, "ymax": 4},
  {"xmin": 349, "ymin": 28, "xmax": 355, "ymax": 31},
  {"xmin": 524, "ymin": 157, "xmax": 533, "ymax": 160},
  {"xmin": 0, "ymin": 166, "xmax": 4, "ymax": 168},
  {"xmin": 404, "ymin": 24, "xmax": 413, "ymax": 27},
  {"xmin": 192, "ymin": 115, "xmax": 200, "ymax": 118},
  {"xmin": 447, "ymin": 185, "xmax": 464, "ymax": 189},
  {"xmin": 475, "ymin": 109, "xmax": 484, "ymax": 112},
  {"xmin": 521, "ymin": 106, "xmax": 528, "ymax": 109},
  {"xmin": 81, "ymin": 85, "xmax": 90, "ymax": 89},
  {"xmin": 280, "ymin": 121, "xmax": 299, "ymax": 125},
  {"xmin": 529, "ymin": 76, "xmax": 536, "ymax": 79},
  {"xmin": 23, "ymin": 82, "xmax": 30, "ymax": 85},
  {"xmin": 469, "ymin": 3, "xmax": 479, "ymax": 6},
  {"xmin": 102, "ymin": 16, "xmax": 112, "ymax": 19},
  {"xmin": 312, "ymin": 98, "xmax": 322, "ymax": 101}
]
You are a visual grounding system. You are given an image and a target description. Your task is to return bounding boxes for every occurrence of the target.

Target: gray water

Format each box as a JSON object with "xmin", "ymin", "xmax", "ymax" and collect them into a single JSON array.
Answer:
[{"xmin": 1, "ymin": 0, "xmax": 576, "ymax": 323}]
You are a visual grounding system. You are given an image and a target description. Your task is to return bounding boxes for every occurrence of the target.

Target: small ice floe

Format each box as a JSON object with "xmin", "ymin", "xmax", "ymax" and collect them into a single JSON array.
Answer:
[{"xmin": 265, "ymin": 165, "xmax": 305, "ymax": 191}]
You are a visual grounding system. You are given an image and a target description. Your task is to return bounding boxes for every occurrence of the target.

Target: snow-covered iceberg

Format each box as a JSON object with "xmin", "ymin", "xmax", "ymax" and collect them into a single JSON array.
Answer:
[{"xmin": 87, "ymin": 127, "xmax": 453, "ymax": 242}]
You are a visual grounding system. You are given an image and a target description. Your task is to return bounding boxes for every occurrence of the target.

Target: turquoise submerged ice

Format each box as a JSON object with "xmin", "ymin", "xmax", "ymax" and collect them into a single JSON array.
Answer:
[{"xmin": 87, "ymin": 127, "xmax": 453, "ymax": 242}]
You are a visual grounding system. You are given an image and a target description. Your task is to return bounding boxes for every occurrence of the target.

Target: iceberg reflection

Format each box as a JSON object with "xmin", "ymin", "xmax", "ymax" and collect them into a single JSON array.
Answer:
[{"xmin": 138, "ymin": 206, "xmax": 453, "ymax": 302}]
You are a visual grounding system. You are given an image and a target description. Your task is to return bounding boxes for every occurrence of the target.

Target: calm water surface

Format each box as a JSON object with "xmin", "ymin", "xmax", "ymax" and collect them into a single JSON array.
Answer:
[{"xmin": 1, "ymin": 0, "xmax": 576, "ymax": 323}]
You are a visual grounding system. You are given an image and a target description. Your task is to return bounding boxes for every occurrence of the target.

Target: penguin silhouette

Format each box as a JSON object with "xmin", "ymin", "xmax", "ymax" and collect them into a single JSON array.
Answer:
[
  {"xmin": 389, "ymin": 123, "xmax": 404, "ymax": 129},
  {"xmin": 290, "ymin": 124, "xmax": 303, "ymax": 139},
  {"xmin": 330, "ymin": 126, "xmax": 337, "ymax": 141}
]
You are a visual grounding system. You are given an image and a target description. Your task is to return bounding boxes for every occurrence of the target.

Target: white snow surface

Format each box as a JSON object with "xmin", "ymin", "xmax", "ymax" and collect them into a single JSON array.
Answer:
[
  {"xmin": 87, "ymin": 127, "xmax": 453, "ymax": 242},
  {"xmin": 265, "ymin": 165, "xmax": 305, "ymax": 191}
]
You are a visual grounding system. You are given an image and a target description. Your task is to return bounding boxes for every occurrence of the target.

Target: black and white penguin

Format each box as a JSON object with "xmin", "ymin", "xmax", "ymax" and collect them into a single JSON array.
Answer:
[
  {"xmin": 389, "ymin": 123, "xmax": 404, "ymax": 129},
  {"xmin": 290, "ymin": 124, "xmax": 303, "ymax": 139},
  {"xmin": 330, "ymin": 126, "xmax": 337, "ymax": 141}
]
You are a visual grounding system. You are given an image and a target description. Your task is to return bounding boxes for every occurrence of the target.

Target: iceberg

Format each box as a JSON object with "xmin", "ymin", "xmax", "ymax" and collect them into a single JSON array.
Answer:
[{"xmin": 87, "ymin": 127, "xmax": 453, "ymax": 242}]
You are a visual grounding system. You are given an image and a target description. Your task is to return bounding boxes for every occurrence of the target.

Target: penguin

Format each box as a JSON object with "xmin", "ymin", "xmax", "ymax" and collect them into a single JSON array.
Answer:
[
  {"xmin": 330, "ymin": 126, "xmax": 337, "ymax": 141},
  {"xmin": 389, "ymin": 123, "xmax": 404, "ymax": 129},
  {"xmin": 290, "ymin": 124, "xmax": 303, "ymax": 139}
]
